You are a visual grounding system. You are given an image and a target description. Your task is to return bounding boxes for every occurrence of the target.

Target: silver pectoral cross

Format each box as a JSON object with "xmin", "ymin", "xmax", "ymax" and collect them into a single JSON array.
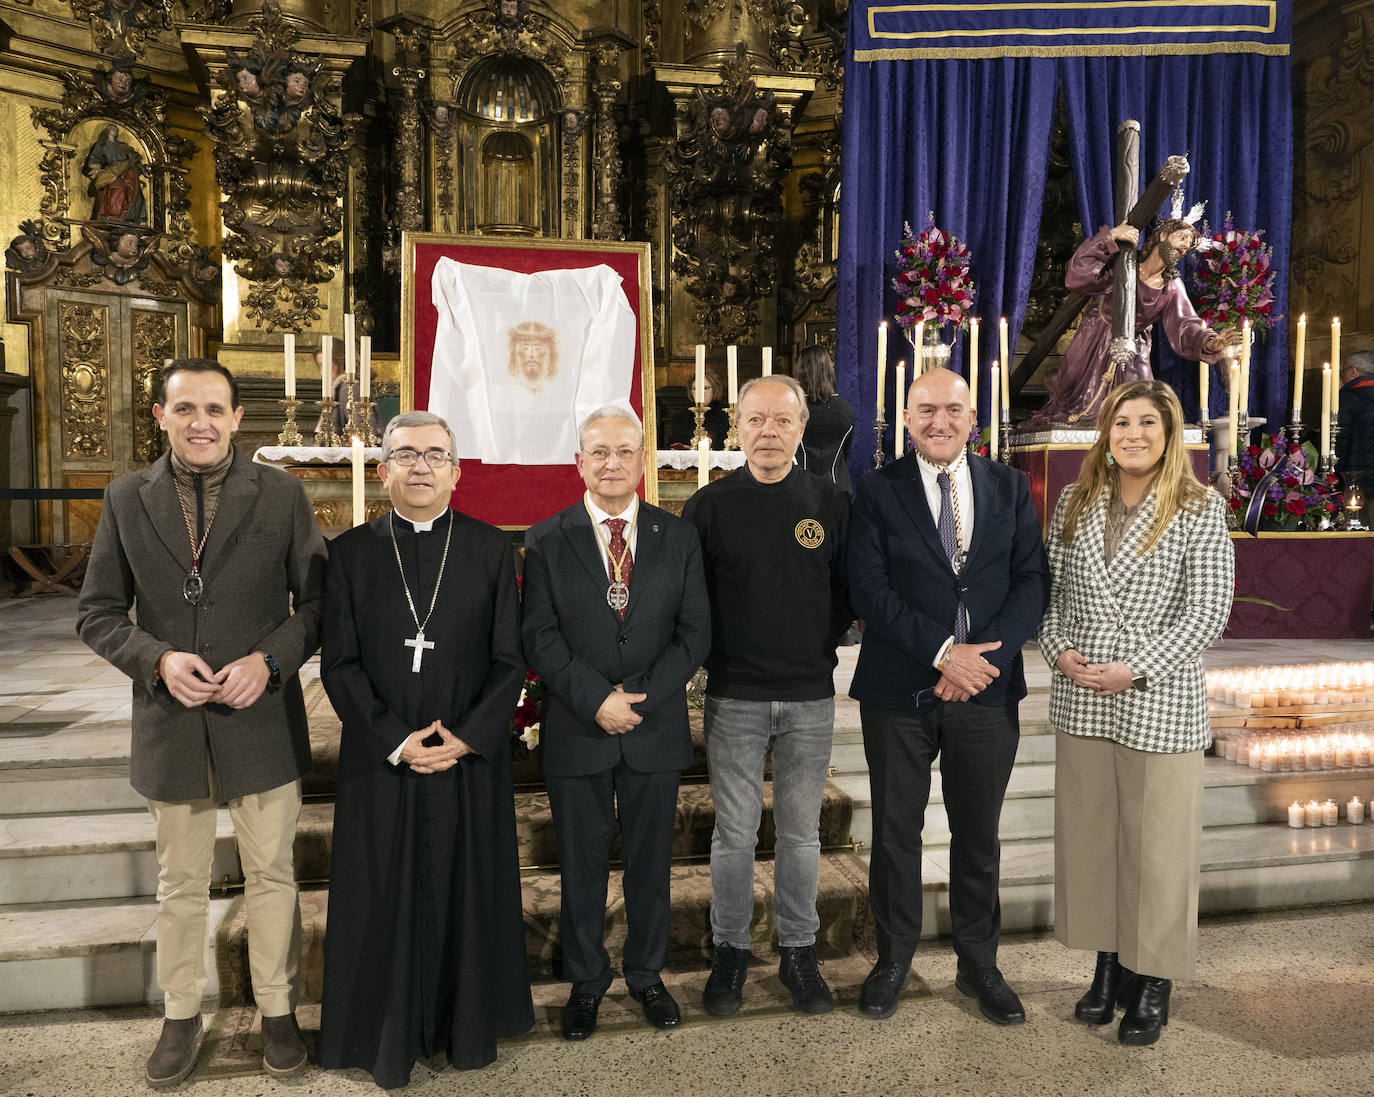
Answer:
[{"xmin": 404, "ymin": 629, "xmax": 435, "ymax": 673}]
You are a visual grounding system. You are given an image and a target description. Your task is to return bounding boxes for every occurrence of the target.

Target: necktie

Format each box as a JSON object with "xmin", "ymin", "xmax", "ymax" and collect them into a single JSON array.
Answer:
[
  {"xmin": 936, "ymin": 470, "xmax": 968, "ymax": 644},
  {"xmin": 604, "ymin": 517, "xmax": 634, "ymax": 620}
]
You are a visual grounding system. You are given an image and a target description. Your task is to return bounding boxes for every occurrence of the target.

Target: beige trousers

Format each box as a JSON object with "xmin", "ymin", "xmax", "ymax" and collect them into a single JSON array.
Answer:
[
  {"xmin": 1053, "ymin": 731, "xmax": 1204, "ymax": 980},
  {"xmin": 147, "ymin": 776, "xmax": 303, "ymax": 1019}
]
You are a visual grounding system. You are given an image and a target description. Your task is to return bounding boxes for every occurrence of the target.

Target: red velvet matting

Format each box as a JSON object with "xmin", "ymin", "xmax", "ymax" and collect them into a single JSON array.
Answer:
[
  {"xmin": 1226, "ymin": 532, "xmax": 1374, "ymax": 639},
  {"xmin": 408, "ymin": 240, "xmax": 648, "ymax": 528}
]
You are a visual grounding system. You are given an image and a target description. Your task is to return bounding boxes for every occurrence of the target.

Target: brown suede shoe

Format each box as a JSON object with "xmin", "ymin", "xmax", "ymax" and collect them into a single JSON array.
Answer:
[
  {"xmin": 145, "ymin": 1014, "xmax": 203, "ymax": 1088},
  {"xmin": 260, "ymin": 1012, "xmax": 307, "ymax": 1078}
]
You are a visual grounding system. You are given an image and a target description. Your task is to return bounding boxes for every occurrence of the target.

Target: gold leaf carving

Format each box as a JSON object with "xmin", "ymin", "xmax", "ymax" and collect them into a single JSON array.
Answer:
[{"xmin": 59, "ymin": 303, "xmax": 110, "ymax": 460}]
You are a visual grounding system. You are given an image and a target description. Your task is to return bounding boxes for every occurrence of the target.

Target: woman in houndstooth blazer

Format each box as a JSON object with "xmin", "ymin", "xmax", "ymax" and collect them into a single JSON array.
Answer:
[{"xmin": 1039, "ymin": 380, "xmax": 1233, "ymax": 1047}]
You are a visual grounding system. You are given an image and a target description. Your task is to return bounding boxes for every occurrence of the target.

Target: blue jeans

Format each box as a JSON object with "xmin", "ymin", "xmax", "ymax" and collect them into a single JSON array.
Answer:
[{"xmin": 704, "ymin": 696, "xmax": 834, "ymax": 949}]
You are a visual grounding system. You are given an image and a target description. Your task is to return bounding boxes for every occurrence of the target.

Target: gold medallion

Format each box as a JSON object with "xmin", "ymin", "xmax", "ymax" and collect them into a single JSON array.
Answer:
[{"xmin": 794, "ymin": 518, "xmax": 825, "ymax": 549}]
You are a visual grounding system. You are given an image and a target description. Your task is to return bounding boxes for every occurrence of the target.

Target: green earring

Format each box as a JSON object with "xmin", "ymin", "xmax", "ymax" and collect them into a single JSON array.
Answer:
[{"xmin": 1106, "ymin": 451, "xmax": 1116, "ymax": 467}]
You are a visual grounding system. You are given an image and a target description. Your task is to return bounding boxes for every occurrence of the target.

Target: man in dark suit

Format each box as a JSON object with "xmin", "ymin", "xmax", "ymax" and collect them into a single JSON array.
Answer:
[
  {"xmin": 77, "ymin": 358, "xmax": 327, "ymax": 1087},
  {"xmin": 522, "ymin": 406, "xmax": 710, "ymax": 1040},
  {"xmin": 847, "ymin": 368, "xmax": 1049, "ymax": 1025}
]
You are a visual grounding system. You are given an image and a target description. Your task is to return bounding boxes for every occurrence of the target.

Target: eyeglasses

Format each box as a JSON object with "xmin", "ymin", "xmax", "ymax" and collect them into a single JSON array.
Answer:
[
  {"xmin": 387, "ymin": 448, "xmax": 453, "ymax": 468},
  {"xmin": 582, "ymin": 447, "xmax": 642, "ymax": 466}
]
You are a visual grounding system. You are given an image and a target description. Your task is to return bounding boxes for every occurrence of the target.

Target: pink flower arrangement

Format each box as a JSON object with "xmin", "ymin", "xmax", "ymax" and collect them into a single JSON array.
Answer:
[
  {"xmin": 1190, "ymin": 213, "xmax": 1278, "ymax": 334},
  {"xmin": 1229, "ymin": 435, "xmax": 1340, "ymax": 531},
  {"xmin": 891, "ymin": 213, "xmax": 975, "ymax": 331}
]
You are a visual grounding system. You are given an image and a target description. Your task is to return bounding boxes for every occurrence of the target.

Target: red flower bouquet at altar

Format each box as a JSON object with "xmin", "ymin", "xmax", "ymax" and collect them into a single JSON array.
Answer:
[
  {"xmin": 510, "ymin": 665, "xmax": 545, "ymax": 750},
  {"xmin": 1190, "ymin": 213, "xmax": 1278, "ymax": 334},
  {"xmin": 891, "ymin": 213, "xmax": 975, "ymax": 331},
  {"xmin": 1231, "ymin": 434, "xmax": 1341, "ymax": 532}
]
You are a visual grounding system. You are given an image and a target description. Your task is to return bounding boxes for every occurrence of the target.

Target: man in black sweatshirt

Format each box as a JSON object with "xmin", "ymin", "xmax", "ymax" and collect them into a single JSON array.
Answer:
[{"xmin": 682, "ymin": 375, "xmax": 851, "ymax": 1018}]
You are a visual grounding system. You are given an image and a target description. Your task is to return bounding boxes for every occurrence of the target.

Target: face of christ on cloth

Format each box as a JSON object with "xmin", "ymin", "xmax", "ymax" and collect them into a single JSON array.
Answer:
[
  {"xmin": 378, "ymin": 422, "xmax": 460, "ymax": 524},
  {"xmin": 507, "ymin": 321, "xmax": 558, "ymax": 393}
]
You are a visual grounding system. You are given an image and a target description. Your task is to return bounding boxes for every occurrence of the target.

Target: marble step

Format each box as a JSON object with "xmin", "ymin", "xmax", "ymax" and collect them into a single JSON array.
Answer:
[
  {"xmin": 0, "ymin": 763, "xmax": 144, "ymax": 815},
  {"xmin": 0, "ymin": 895, "xmax": 236, "ymax": 1014}
]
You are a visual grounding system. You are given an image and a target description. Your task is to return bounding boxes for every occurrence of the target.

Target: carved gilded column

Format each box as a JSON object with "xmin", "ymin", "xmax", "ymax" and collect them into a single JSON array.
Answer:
[
  {"xmin": 587, "ymin": 30, "xmax": 634, "ymax": 242},
  {"xmin": 380, "ymin": 14, "xmax": 432, "ymax": 237}
]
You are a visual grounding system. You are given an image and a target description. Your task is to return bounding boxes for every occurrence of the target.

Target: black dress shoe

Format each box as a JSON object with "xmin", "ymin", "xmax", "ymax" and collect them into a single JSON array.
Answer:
[
  {"xmin": 703, "ymin": 944, "xmax": 750, "ymax": 1017},
  {"xmin": 629, "ymin": 981, "xmax": 682, "ymax": 1029},
  {"xmin": 858, "ymin": 960, "xmax": 911, "ymax": 1020},
  {"xmin": 778, "ymin": 945, "xmax": 834, "ymax": 1015},
  {"xmin": 955, "ymin": 966, "xmax": 1026, "ymax": 1026},
  {"xmin": 1118, "ymin": 975, "xmax": 1171, "ymax": 1046},
  {"xmin": 1075, "ymin": 951, "xmax": 1136, "ymax": 1024},
  {"xmin": 561, "ymin": 992, "xmax": 602, "ymax": 1041}
]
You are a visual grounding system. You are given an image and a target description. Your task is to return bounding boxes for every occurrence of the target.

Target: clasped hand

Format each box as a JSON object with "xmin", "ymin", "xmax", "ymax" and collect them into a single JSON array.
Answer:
[
  {"xmin": 158, "ymin": 650, "xmax": 270, "ymax": 710},
  {"xmin": 400, "ymin": 720, "xmax": 472, "ymax": 774},
  {"xmin": 1056, "ymin": 650, "xmax": 1133, "ymax": 696},
  {"xmin": 596, "ymin": 683, "xmax": 647, "ymax": 735},
  {"xmin": 934, "ymin": 640, "xmax": 1002, "ymax": 702}
]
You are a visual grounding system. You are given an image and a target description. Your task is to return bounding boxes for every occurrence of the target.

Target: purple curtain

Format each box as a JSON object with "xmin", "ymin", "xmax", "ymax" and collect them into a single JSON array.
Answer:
[
  {"xmin": 838, "ymin": 55, "xmax": 1058, "ymax": 485},
  {"xmin": 1059, "ymin": 54, "xmax": 1293, "ymax": 426}
]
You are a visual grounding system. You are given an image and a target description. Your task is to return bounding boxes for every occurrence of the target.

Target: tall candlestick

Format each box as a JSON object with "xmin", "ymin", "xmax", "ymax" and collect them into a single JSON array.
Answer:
[
  {"xmin": 894, "ymin": 362, "xmax": 906, "ymax": 458},
  {"xmin": 999, "ymin": 318, "xmax": 1010, "ymax": 404},
  {"xmin": 1293, "ymin": 314, "xmax": 1306, "ymax": 415},
  {"xmin": 876, "ymin": 322, "xmax": 888, "ymax": 416},
  {"xmin": 1332, "ymin": 317, "xmax": 1342, "ymax": 414},
  {"xmin": 1227, "ymin": 361, "xmax": 1240, "ymax": 457},
  {"xmin": 1198, "ymin": 360, "xmax": 1208, "ymax": 424},
  {"xmin": 344, "ymin": 313, "xmax": 356, "ymax": 378},
  {"xmin": 726, "ymin": 345, "xmax": 738, "ymax": 404},
  {"xmin": 913, "ymin": 320, "xmax": 925, "ymax": 374},
  {"xmin": 990, "ymin": 362, "xmax": 1001, "ymax": 461},
  {"xmin": 762, "ymin": 346, "xmax": 772, "ymax": 377},
  {"xmin": 360, "ymin": 335, "xmax": 372, "ymax": 399},
  {"xmin": 697, "ymin": 437, "xmax": 710, "ymax": 490},
  {"xmin": 283, "ymin": 332, "xmax": 295, "ymax": 398},
  {"xmin": 351, "ymin": 436, "xmax": 365, "ymax": 527},
  {"xmin": 1321, "ymin": 362, "xmax": 1332, "ymax": 458},
  {"xmin": 1239, "ymin": 319, "xmax": 1251, "ymax": 418},
  {"xmin": 695, "ymin": 344, "xmax": 706, "ymax": 403},
  {"xmin": 969, "ymin": 355, "xmax": 978, "ymax": 429},
  {"xmin": 968, "ymin": 317, "xmax": 979, "ymax": 381},
  {"xmin": 320, "ymin": 334, "xmax": 333, "ymax": 397}
]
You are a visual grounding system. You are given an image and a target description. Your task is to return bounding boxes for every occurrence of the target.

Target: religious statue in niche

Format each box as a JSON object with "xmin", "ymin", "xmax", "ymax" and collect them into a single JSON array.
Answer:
[
  {"xmin": 667, "ymin": 44, "xmax": 792, "ymax": 345},
  {"xmin": 83, "ymin": 123, "xmax": 148, "ymax": 224},
  {"xmin": 82, "ymin": 223, "xmax": 160, "ymax": 285},
  {"xmin": 5, "ymin": 221, "xmax": 51, "ymax": 275},
  {"xmin": 200, "ymin": 1, "xmax": 352, "ymax": 332}
]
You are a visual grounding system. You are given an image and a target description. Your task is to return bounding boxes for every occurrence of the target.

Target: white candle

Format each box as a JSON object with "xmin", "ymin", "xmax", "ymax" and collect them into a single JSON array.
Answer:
[
  {"xmin": 1306, "ymin": 799, "xmax": 1323, "ymax": 827},
  {"xmin": 1323, "ymin": 799, "xmax": 1339, "ymax": 827},
  {"xmin": 876, "ymin": 322, "xmax": 888, "ymax": 416},
  {"xmin": 360, "ymin": 335, "xmax": 372, "ymax": 399},
  {"xmin": 697, "ymin": 437, "xmax": 710, "ymax": 490},
  {"xmin": 762, "ymin": 346, "xmax": 772, "ymax": 377},
  {"xmin": 283, "ymin": 332, "xmax": 295, "ymax": 398},
  {"xmin": 344, "ymin": 313, "xmax": 356, "ymax": 378},
  {"xmin": 351, "ymin": 436, "xmax": 365, "ymax": 527},
  {"xmin": 695, "ymin": 344, "xmax": 706, "ymax": 403},
  {"xmin": 894, "ymin": 361, "xmax": 906, "ymax": 458},
  {"xmin": 1227, "ymin": 361, "xmax": 1240, "ymax": 457},
  {"xmin": 1293, "ymin": 314, "xmax": 1306, "ymax": 416},
  {"xmin": 969, "ymin": 353, "xmax": 978, "ymax": 426},
  {"xmin": 999, "ymin": 318, "xmax": 1010, "ymax": 407},
  {"xmin": 1332, "ymin": 317, "xmax": 1342, "ymax": 414},
  {"xmin": 968, "ymin": 317, "xmax": 979, "ymax": 381},
  {"xmin": 1239, "ymin": 318, "xmax": 1251, "ymax": 418},
  {"xmin": 1288, "ymin": 801, "xmax": 1304, "ymax": 829},
  {"xmin": 320, "ymin": 334, "xmax": 333, "ymax": 398},
  {"xmin": 727, "ymin": 345, "xmax": 738, "ymax": 404},
  {"xmin": 1198, "ymin": 360, "xmax": 1208, "ymax": 424},
  {"xmin": 1321, "ymin": 362, "xmax": 1332, "ymax": 458},
  {"xmin": 1348, "ymin": 796, "xmax": 1365, "ymax": 825},
  {"xmin": 913, "ymin": 320, "xmax": 925, "ymax": 374},
  {"xmin": 990, "ymin": 362, "xmax": 1001, "ymax": 461}
]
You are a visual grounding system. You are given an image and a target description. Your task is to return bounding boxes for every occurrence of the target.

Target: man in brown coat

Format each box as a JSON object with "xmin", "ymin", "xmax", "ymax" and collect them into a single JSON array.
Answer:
[{"xmin": 78, "ymin": 358, "xmax": 327, "ymax": 1088}]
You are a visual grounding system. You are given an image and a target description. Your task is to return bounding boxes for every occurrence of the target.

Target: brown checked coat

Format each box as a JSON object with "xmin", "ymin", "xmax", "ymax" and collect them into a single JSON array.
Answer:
[
  {"xmin": 77, "ymin": 450, "xmax": 328, "ymax": 801},
  {"xmin": 1038, "ymin": 485, "xmax": 1234, "ymax": 754}
]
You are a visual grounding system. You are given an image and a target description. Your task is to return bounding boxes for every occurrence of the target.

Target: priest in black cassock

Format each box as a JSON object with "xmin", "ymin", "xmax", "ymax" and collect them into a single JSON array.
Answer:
[{"xmin": 318, "ymin": 410, "xmax": 533, "ymax": 1089}]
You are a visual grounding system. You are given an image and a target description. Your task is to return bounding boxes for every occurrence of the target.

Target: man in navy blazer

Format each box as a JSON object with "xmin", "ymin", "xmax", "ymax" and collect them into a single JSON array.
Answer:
[
  {"xmin": 523, "ymin": 406, "xmax": 710, "ymax": 1041},
  {"xmin": 848, "ymin": 368, "xmax": 1049, "ymax": 1025}
]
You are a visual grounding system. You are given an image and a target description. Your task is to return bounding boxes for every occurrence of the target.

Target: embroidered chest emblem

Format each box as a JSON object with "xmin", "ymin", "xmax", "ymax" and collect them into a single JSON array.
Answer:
[{"xmin": 794, "ymin": 518, "xmax": 825, "ymax": 549}]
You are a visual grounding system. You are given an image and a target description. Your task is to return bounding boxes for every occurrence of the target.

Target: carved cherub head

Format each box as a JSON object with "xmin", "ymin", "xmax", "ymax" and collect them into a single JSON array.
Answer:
[
  {"xmin": 6, "ymin": 223, "xmax": 49, "ymax": 274},
  {"xmin": 283, "ymin": 70, "xmax": 310, "ymax": 105},
  {"xmin": 235, "ymin": 66, "xmax": 261, "ymax": 98}
]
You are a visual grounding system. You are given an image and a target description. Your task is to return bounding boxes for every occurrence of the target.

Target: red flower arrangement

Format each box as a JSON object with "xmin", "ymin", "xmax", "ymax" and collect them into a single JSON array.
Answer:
[
  {"xmin": 891, "ymin": 213, "xmax": 975, "ymax": 332},
  {"xmin": 511, "ymin": 666, "xmax": 545, "ymax": 749},
  {"xmin": 1228, "ymin": 435, "xmax": 1341, "ymax": 531},
  {"xmin": 1189, "ymin": 213, "xmax": 1279, "ymax": 334}
]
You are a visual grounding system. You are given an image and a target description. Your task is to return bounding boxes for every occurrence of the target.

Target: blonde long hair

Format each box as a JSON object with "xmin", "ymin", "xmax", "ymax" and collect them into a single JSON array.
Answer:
[{"xmin": 1057, "ymin": 379, "xmax": 1210, "ymax": 554}]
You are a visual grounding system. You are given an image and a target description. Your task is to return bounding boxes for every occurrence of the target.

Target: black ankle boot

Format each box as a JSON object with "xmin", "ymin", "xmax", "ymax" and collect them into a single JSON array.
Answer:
[
  {"xmin": 1074, "ymin": 951, "xmax": 1135, "ymax": 1024},
  {"xmin": 1118, "ymin": 975, "xmax": 1171, "ymax": 1046}
]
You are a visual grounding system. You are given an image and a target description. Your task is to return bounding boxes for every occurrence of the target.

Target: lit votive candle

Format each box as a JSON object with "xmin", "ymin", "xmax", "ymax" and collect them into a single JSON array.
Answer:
[
  {"xmin": 1306, "ymin": 800, "xmax": 1324, "ymax": 827},
  {"xmin": 1323, "ymin": 799, "xmax": 1339, "ymax": 827},
  {"xmin": 1304, "ymin": 738, "xmax": 1323, "ymax": 771},
  {"xmin": 1291, "ymin": 743, "xmax": 1305, "ymax": 772},
  {"xmin": 1322, "ymin": 741, "xmax": 1338, "ymax": 769},
  {"xmin": 1288, "ymin": 801, "xmax": 1305, "ymax": 829},
  {"xmin": 1348, "ymin": 797, "xmax": 1365, "ymax": 825},
  {"xmin": 1260, "ymin": 745, "xmax": 1277, "ymax": 773},
  {"xmin": 1357, "ymin": 739, "xmax": 1372, "ymax": 768}
]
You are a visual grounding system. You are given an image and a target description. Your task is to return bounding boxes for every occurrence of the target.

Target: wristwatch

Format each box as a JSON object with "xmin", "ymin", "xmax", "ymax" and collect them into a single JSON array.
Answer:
[
  {"xmin": 1131, "ymin": 673, "xmax": 1148, "ymax": 692},
  {"xmin": 261, "ymin": 652, "xmax": 282, "ymax": 688}
]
